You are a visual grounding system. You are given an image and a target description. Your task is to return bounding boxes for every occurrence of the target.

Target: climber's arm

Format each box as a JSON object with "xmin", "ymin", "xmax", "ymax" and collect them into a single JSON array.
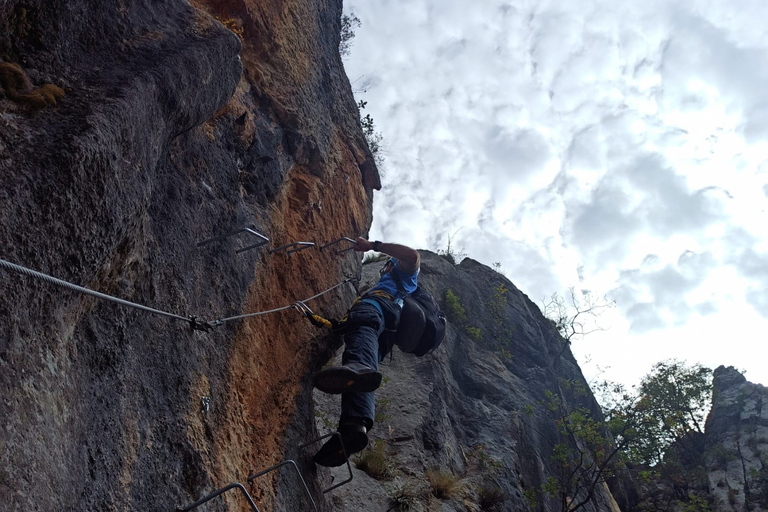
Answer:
[{"xmin": 353, "ymin": 237, "xmax": 420, "ymax": 273}]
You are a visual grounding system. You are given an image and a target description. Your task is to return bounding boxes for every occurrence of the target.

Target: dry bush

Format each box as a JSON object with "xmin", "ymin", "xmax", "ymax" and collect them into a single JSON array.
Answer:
[
  {"xmin": 477, "ymin": 483, "xmax": 506, "ymax": 510},
  {"xmin": 426, "ymin": 469, "xmax": 461, "ymax": 499}
]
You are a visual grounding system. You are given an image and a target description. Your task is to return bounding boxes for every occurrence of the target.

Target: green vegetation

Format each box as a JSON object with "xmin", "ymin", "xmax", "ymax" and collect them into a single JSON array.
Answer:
[
  {"xmin": 467, "ymin": 444, "xmax": 503, "ymax": 475},
  {"xmin": 529, "ymin": 360, "xmax": 714, "ymax": 511},
  {"xmin": 355, "ymin": 439, "xmax": 395, "ymax": 480},
  {"xmin": 540, "ymin": 381, "xmax": 625, "ymax": 512},
  {"xmin": 445, "ymin": 283, "xmax": 512, "ymax": 359},
  {"xmin": 523, "ymin": 487, "xmax": 538, "ymax": 508},
  {"xmin": 683, "ymin": 495, "xmax": 712, "ymax": 512},
  {"xmin": 313, "ymin": 404, "xmax": 333, "ymax": 429},
  {"xmin": 627, "ymin": 360, "xmax": 712, "ymax": 466},
  {"xmin": 386, "ymin": 482, "xmax": 425, "ymax": 511},
  {"xmin": 487, "ymin": 283, "xmax": 513, "ymax": 360},
  {"xmin": 339, "ymin": 13, "xmax": 361, "ymax": 57},
  {"xmin": 375, "ymin": 396, "xmax": 392, "ymax": 423},
  {"xmin": 445, "ymin": 289, "xmax": 466, "ymax": 324},
  {"xmin": 466, "ymin": 325, "xmax": 483, "ymax": 341},
  {"xmin": 524, "ymin": 403, "xmax": 535, "ymax": 417},
  {"xmin": 358, "ymin": 100, "xmax": 385, "ymax": 168},
  {"xmin": 445, "ymin": 288, "xmax": 485, "ymax": 342}
]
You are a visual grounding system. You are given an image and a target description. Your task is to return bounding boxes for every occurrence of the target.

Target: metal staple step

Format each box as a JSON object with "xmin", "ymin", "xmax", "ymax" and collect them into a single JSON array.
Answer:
[{"xmin": 178, "ymin": 432, "xmax": 355, "ymax": 511}]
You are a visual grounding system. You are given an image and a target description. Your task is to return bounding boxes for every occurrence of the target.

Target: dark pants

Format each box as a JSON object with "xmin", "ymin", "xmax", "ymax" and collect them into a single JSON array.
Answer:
[{"xmin": 340, "ymin": 299, "xmax": 399, "ymax": 430}]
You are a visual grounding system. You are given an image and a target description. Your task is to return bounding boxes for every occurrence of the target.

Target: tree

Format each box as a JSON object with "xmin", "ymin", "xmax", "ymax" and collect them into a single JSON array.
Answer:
[
  {"xmin": 541, "ymin": 287, "xmax": 616, "ymax": 363},
  {"xmin": 436, "ymin": 228, "xmax": 466, "ymax": 264},
  {"xmin": 629, "ymin": 360, "xmax": 712, "ymax": 467},
  {"xmin": 357, "ymin": 100, "xmax": 385, "ymax": 169},
  {"xmin": 339, "ymin": 13, "xmax": 361, "ymax": 57},
  {"xmin": 534, "ymin": 361, "xmax": 713, "ymax": 512},
  {"xmin": 540, "ymin": 380, "xmax": 640, "ymax": 512}
]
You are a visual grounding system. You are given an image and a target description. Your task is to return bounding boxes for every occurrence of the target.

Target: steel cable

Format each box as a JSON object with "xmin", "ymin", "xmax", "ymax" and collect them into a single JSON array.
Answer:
[
  {"xmin": 212, "ymin": 278, "xmax": 353, "ymax": 326},
  {"xmin": 1, "ymin": 257, "xmax": 354, "ymax": 330},
  {"xmin": 0, "ymin": 257, "xmax": 192, "ymax": 323}
]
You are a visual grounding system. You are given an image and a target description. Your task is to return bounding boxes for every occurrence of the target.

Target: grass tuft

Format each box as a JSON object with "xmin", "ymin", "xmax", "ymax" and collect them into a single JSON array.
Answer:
[
  {"xmin": 426, "ymin": 468, "xmax": 462, "ymax": 499},
  {"xmin": 354, "ymin": 439, "xmax": 395, "ymax": 480}
]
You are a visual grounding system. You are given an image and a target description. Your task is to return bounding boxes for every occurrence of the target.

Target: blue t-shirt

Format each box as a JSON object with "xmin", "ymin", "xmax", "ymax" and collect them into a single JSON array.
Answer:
[{"xmin": 368, "ymin": 259, "xmax": 419, "ymax": 302}]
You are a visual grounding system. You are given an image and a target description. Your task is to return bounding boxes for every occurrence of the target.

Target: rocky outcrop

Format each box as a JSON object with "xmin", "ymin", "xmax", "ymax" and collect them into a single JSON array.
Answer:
[
  {"xmin": 1, "ymin": 1, "xmax": 374, "ymax": 511},
  {"xmin": 704, "ymin": 366, "xmax": 768, "ymax": 512},
  {"xmin": 2, "ymin": 1, "xmax": 715, "ymax": 511},
  {"xmin": 315, "ymin": 253, "xmax": 628, "ymax": 512}
]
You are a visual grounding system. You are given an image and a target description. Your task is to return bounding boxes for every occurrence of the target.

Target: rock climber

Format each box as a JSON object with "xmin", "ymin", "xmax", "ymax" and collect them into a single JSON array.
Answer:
[{"xmin": 312, "ymin": 237, "xmax": 420, "ymax": 467}]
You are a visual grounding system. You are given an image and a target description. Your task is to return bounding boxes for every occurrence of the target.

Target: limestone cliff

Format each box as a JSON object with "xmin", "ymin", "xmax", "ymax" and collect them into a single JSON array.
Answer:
[
  {"xmin": 1, "ymin": 0, "xmax": 373, "ymax": 511},
  {"xmin": 10, "ymin": 2, "xmax": 758, "ymax": 512},
  {"xmin": 703, "ymin": 366, "xmax": 768, "ymax": 512}
]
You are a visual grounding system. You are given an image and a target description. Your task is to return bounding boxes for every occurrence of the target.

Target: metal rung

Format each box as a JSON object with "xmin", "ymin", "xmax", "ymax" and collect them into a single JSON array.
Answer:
[
  {"xmin": 178, "ymin": 432, "xmax": 355, "ymax": 512},
  {"xmin": 178, "ymin": 482, "xmax": 260, "ymax": 512},
  {"xmin": 236, "ymin": 228, "xmax": 271, "ymax": 253},
  {"xmin": 299, "ymin": 432, "xmax": 354, "ymax": 494},
  {"xmin": 197, "ymin": 226, "xmax": 270, "ymax": 253},
  {"xmin": 247, "ymin": 460, "xmax": 317, "ymax": 511},
  {"xmin": 319, "ymin": 237, "xmax": 356, "ymax": 254},
  {"xmin": 269, "ymin": 242, "xmax": 315, "ymax": 255}
]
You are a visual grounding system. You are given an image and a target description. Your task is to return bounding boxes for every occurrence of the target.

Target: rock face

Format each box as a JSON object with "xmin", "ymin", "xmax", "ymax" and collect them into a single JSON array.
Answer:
[
  {"xmin": 315, "ymin": 253, "xmax": 627, "ymax": 512},
  {"xmin": 1, "ymin": 1, "xmax": 374, "ymax": 511},
  {"xmin": 1, "ymin": 1, "xmax": 702, "ymax": 512},
  {"xmin": 704, "ymin": 366, "xmax": 768, "ymax": 512}
]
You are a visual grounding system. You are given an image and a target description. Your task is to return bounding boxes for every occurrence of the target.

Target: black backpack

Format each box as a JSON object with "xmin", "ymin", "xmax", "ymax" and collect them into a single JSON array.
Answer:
[
  {"xmin": 382, "ymin": 261, "xmax": 446, "ymax": 356},
  {"xmin": 392, "ymin": 285, "xmax": 447, "ymax": 356}
]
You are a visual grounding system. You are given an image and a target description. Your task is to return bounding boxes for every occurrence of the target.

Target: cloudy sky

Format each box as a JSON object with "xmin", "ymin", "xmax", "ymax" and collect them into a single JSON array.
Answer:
[{"xmin": 342, "ymin": 0, "xmax": 768, "ymax": 389}]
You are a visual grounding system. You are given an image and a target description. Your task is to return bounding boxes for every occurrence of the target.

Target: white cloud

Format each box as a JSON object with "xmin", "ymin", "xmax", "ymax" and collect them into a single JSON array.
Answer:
[
  {"xmin": 735, "ymin": 249, "xmax": 768, "ymax": 318},
  {"xmin": 346, "ymin": 0, "xmax": 768, "ymax": 387},
  {"xmin": 609, "ymin": 249, "xmax": 719, "ymax": 333}
]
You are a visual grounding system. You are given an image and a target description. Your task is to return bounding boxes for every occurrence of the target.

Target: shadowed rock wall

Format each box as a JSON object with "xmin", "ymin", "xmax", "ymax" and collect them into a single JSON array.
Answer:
[{"xmin": 0, "ymin": 1, "xmax": 375, "ymax": 511}]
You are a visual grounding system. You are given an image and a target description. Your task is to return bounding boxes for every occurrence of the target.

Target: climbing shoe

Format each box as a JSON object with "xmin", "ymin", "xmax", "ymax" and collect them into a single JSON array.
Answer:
[
  {"xmin": 313, "ymin": 423, "xmax": 369, "ymax": 467},
  {"xmin": 313, "ymin": 363, "xmax": 382, "ymax": 394}
]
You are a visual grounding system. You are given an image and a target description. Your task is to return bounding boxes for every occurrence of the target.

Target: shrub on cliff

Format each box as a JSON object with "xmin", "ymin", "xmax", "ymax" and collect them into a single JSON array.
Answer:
[
  {"xmin": 355, "ymin": 440, "xmax": 395, "ymax": 480},
  {"xmin": 533, "ymin": 360, "xmax": 713, "ymax": 511},
  {"xmin": 356, "ymin": 100, "xmax": 385, "ymax": 169},
  {"xmin": 426, "ymin": 469, "xmax": 462, "ymax": 499},
  {"xmin": 339, "ymin": 13, "xmax": 361, "ymax": 57}
]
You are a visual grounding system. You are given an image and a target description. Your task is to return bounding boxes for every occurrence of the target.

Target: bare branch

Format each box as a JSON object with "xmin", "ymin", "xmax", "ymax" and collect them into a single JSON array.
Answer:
[{"xmin": 541, "ymin": 287, "xmax": 616, "ymax": 365}]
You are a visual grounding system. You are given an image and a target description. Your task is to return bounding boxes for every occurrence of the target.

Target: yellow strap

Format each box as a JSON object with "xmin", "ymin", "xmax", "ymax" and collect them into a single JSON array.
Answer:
[
  {"xmin": 363, "ymin": 290, "xmax": 395, "ymax": 301},
  {"xmin": 311, "ymin": 314, "xmax": 333, "ymax": 329}
]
